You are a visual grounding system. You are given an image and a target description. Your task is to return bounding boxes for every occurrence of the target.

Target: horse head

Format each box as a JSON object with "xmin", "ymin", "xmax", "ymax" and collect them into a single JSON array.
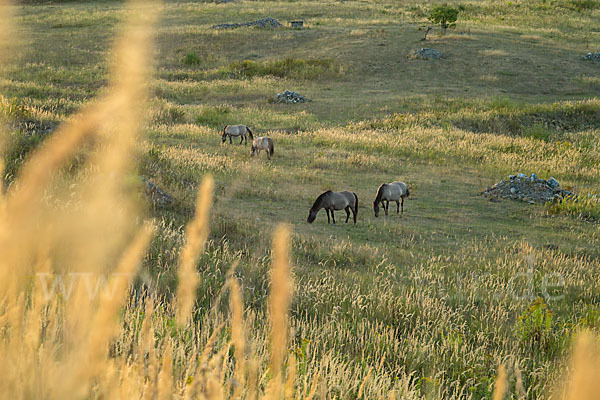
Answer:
[
  {"xmin": 373, "ymin": 184, "xmax": 385, "ymax": 217},
  {"xmin": 307, "ymin": 191, "xmax": 330, "ymax": 223},
  {"xmin": 221, "ymin": 125, "xmax": 228, "ymax": 143}
]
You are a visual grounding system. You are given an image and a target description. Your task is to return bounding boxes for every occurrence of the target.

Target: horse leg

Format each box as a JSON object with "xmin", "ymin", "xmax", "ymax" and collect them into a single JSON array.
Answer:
[
  {"xmin": 326, "ymin": 209, "xmax": 330, "ymax": 224},
  {"xmin": 267, "ymin": 149, "xmax": 271, "ymax": 160},
  {"xmin": 401, "ymin": 197, "xmax": 405, "ymax": 214},
  {"xmin": 229, "ymin": 135, "xmax": 232, "ymax": 144},
  {"xmin": 396, "ymin": 200, "xmax": 400, "ymax": 214},
  {"xmin": 345, "ymin": 207, "xmax": 350, "ymax": 223},
  {"xmin": 385, "ymin": 200, "xmax": 389, "ymax": 216},
  {"xmin": 331, "ymin": 210, "xmax": 336, "ymax": 224},
  {"xmin": 239, "ymin": 136, "xmax": 243, "ymax": 145}
]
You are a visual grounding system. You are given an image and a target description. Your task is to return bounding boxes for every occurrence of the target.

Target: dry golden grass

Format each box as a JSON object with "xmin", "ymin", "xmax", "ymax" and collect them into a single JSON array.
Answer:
[
  {"xmin": 492, "ymin": 364, "xmax": 507, "ymax": 400},
  {"xmin": 479, "ymin": 49, "xmax": 509, "ymax": 57},
  {"xmin": 266, "ymin": 224, "xmax": 293, "ymax": 399}
]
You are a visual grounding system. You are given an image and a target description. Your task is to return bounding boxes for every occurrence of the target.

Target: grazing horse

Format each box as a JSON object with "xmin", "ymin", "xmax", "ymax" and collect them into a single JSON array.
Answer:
[
  {"xmin": 222, "ymin": 125, "xmax": 254, "ymax": 145},
  {"xmin": 373, "ymin": 181, "xmax": 410, "ymax": 217},
  {"xmin": 307, "ymin": 190, "xmax": 358, "ymax": 224},
  {"xmin": 251, "ymin": 137, "xmax": 274, "ymax": 159}
]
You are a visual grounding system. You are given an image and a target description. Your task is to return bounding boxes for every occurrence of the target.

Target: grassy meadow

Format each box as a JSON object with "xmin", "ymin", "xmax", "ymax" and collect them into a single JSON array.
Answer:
[{"xmin": 1, "ymin": 0, "xmax": 600, "ymax": 398}]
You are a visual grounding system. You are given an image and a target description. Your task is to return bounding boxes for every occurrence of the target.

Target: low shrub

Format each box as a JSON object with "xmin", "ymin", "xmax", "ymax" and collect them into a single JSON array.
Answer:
[
  {"xmin": 194, "ymin": 105, "xmax": 232, "ymax": 127},
  {"xmin": 217, "ymin": 57, "xmax": 343, "ymax": 80},
  {"xmin": 566, "ymin": 0, "xmax": 600, "ymax": 11},
  {"xmin": 0, "ymin": 96, "xmax": 32, "ymax": 120},
  {"xmin": 182, "ymin": 51, "xmax": 202, "ymax": 66},
  {"xmin": 2, "ymin": 131, "xmax": 46, "ymax": 187},
  {"xmin": 152, "ymin": 103, "xmax": 187, "ymax": 125},
  {"xmin": 522, "ymin": 122, "xmax": 554, "ymax": 141},
  {"xmin": 546, "ymin": 191, "xmax": 600, "ymax": 221},
  {"xmin": 516, "ymin": 298, "xmax": 554, "ymax": 351},
  {"xmin": 428, "ymin": 4, "xmax": 460, "ymax": 35}
]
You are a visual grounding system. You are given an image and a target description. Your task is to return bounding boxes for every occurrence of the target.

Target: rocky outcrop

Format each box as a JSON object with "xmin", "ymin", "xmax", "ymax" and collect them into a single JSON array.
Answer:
[
  {"xmin": 211, "ymin": 17, "xmax": 282, "ymax": 30},
  {"xmin": 482, "ymin": 174, "xmax": 573, "ymax": 204}
]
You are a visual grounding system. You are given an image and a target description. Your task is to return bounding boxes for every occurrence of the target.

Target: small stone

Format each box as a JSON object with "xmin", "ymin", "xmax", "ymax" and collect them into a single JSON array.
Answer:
[
  {"xmin": 547, "ymin": 177, "xmax": 559, "ymax": 189},
  {"xmin": 583, "ymin": 52, "xmax": 600, "ymax": 61},
  {"xmin": 509, "ymin": 175, "xmax": 516, "ymax": 180},
  {"xmin": 141, "ymin": 176, "xmax": 174, "ymax": 207},
  {"xmin": 530, "ymin": 173, "xmax": 537, "ymax": 182},
  {"xmin": 413, "ymin": 48, "xmax": 443, "ymax": 60},
  {"xmin": 517, "ymin": 173, "xmax": 527, "ymax": 179},
  {"xmin": 510, "ymin": 187, "xmax": 517, "ymax": 194}
]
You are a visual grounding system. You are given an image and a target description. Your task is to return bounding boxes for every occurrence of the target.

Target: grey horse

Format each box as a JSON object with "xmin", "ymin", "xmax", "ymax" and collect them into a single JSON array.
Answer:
[
  {"xmin": 307, "ymin": 190, "xmax": 358, "ymax": 224},
  {"xmin": 373, "ymin": 181, "xmax": 410, "ymax": 217},
  {"xmin": 222, "ymin": 125, "xmax": 254, "ymax": 145}
]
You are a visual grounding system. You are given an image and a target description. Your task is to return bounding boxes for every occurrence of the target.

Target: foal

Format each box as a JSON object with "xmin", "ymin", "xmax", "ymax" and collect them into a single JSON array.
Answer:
[
  {"xmin": 307, "ymin": 190, "xmax": 358, "ymax": 224},
  {"xmin": 250, "ymin": 137, "xmax": 274, "ymax": 159}
]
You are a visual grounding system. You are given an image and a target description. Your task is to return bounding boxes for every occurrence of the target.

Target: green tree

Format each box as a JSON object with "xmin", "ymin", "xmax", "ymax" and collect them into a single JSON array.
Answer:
[{"xmin": 428, "ymin": 4, "xmax": 460, "ymax": 35}]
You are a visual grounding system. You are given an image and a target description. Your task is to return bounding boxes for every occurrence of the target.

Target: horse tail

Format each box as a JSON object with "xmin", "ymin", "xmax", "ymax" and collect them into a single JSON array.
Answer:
[
  {"xmin": 246, "ymin": 126, "xmax": 254, "ymax": 140},
  {"xmin": 353, "ymin": 192, "xmax": 359, "ymax": 215},
  {"xmin": 269, "ymin": 140, "xmax": 274, "ymax": 155}
]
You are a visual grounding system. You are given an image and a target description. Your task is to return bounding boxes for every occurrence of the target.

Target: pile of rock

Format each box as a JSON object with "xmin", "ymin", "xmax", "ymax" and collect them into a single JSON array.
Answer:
[
  {"xmin": 481, "ymin": 173, "xmax": 573, "ymax": 204},
  {"xmin": 274, "ymin": 90, "xmax": 308, "ymax": 104},
  {"xmin": 412, "ymin": 48, "xmax": 443, "ymax": 60},
  {"xmin": 583, "ymin": 52, "xmax": 600, "ymax": 61},
  {"xmin": 211, "ymin": 17, "xmax": 282, "ymax": 30},
  {"xmin": 141, "ymin": 176, "xmax": 174, "ymax": 207}
]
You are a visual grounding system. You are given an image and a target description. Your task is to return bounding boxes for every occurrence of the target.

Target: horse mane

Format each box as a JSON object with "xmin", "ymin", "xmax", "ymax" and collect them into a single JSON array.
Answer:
[
  {"xmin": 222, "ymin": 125, "xmax": 229, "ymax": 135},
  {"xmin": 311, "ymin": 190, "xmax": 332, "ymax": 211},
  {"xmin": 374, "ymin": 184, "xmax": 386, "ymax": 204}
]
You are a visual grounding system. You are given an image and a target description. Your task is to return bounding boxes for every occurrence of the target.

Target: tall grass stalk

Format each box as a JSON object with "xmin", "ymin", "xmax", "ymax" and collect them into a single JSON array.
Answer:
[
  {"xmin": 176, "ymin": 175, "xmax": 214, "ymax": 326},
  {"xmin": 266, "ymin": 224, "xmax": 294, "ymax": 399}
]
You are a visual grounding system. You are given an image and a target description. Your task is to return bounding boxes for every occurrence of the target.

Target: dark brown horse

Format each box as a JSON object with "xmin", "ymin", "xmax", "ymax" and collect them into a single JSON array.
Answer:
[{"xmin": 307, "ymin": 190, "xmax": 358, "ymax": 224}]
